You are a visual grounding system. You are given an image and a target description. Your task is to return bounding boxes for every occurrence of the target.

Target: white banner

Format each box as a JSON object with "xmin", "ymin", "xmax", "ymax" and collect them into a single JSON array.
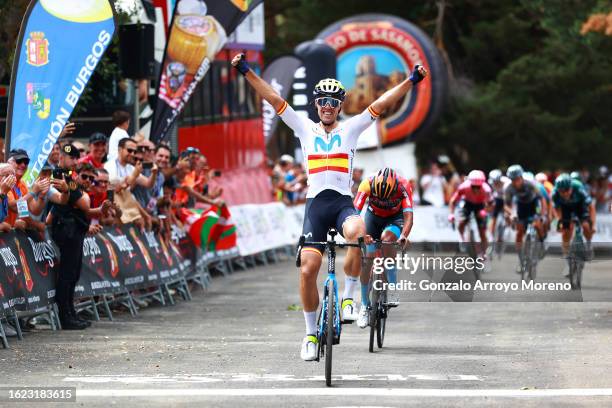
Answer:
[{"xmin": 230, "ymin": 203, "xmax": 612, "ymax": 255}]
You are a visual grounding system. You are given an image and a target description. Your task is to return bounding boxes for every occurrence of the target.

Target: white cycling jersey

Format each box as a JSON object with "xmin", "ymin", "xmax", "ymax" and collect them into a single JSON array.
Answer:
[{"xmin": 277, "ymin": 101, "xmax": 379, "ymax": 198}]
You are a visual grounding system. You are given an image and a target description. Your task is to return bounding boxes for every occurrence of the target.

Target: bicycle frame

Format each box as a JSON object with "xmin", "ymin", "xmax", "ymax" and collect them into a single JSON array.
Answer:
[{"xmin": 318, "ymin": 245, "xmax": 341, "ymax": 350}]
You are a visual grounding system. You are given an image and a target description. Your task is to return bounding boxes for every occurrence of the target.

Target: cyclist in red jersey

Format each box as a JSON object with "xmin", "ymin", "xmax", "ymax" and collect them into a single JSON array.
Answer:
[
  {"xmin": 353, "ymin": 168, "xmax": 413, "ymax": 328},
  {"xmin": 448, "ymin": 170, "xmax": 493, "ymax": 256}
]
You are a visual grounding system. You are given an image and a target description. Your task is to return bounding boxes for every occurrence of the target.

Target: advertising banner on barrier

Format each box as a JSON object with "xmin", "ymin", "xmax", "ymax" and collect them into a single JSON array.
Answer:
[
  {"xmin": 231, "ymin": 202, "xmax": 304, "ymax": 256},
  {"xmin": 0, "ymin": 230, "xmax": 57, "ymax": 313},
  {"xmin": 76, "ymin": 224, "xmax": 193, "ymax": 298},
  {"xmin": 5, "ymin": 0, "xmax": 117, "ymax": 185},
  {"xmin": 150, "ymin": 0, "xmax": 263, "ymax": 143}
]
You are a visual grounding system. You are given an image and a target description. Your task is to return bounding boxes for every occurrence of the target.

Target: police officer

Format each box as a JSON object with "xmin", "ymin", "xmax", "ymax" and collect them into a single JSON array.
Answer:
[{"xmin": 50, "ymin": 144, "xmax": 110, "ymax": 329}]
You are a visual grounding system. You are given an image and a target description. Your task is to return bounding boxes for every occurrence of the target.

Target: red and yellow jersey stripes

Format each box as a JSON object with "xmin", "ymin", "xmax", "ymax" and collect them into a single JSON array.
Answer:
[
  {"xmin": 307, "ymin": 153, "xmax": 350, "ymax": 174},
  {"xmin": 278, "ymin": 100, "xmax": 378, "ymax": 198}
]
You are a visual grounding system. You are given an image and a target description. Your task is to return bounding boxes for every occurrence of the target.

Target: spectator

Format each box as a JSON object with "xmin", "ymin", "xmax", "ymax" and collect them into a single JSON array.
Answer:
[
  {"xmin": 437, "ymin": 155, "xmax": 461, "ymax": 203},
  {"xmin": 59, "ymin": 143, "xmax": 81, "ymax": 181},
  {"xmin": 0, "ymin": 163, "xmax": 16, "ymax": 232},
  {"xmin": 104, "ymin": 138, "xmax": 155, "ymax": 229},
  {"xmin": 48, "ymin": 142, "xmax": 61, "ymax": 169},
  {"xmin": 79, "ymin": 132, "xmax": 108, "ymax": 169},
  {"xmin": 420, "ymin": 162, "xmax": 447, "ymax": 207},
  {"xmin": 285, "ymin": 163, "xmax": 307, "ymax": 205},
  {"xmin": 351, "ymin": 167, "xmax": 364, "ymax": 197},
  {"xmin": 49, "ymin": 162, "xmax": 111, "ymax": 329},
  {"xmin": 6, "ymin": 149, "xmax": 47, "ymax": 230},
  {"xmin": 273, "ymin": 154, "xmax": 294, "ymax": 201},
  {"xmin": 107, "ymin": 110, "xmax": 131, "ymax": 163},
  {"xmin": 591, "ymin": 166, "xmax": 610, "ymax": 213},
  {"xmin": 73, "ymin": 141, "xmax": 88, "ymax": 159},
  {"xmin": 174, "ymin": 153, "xmax": 223, "ymax": 208},
  {"xmin": 28, "ymin": 163, "xmax": 70, "ymax": 234},
  {"xmin": 132, "ymin": 139, "xmax": 164, "ymax": 214},
  {"xmin": 90, "ymin": 168, "xmax": 122, "ymax": 225}
]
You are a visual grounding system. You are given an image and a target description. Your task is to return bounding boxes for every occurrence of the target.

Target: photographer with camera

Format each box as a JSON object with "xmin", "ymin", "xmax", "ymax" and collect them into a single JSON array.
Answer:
[{"xmin": 48, "ymin": 158, "xmax": 112, "ymax": 330}]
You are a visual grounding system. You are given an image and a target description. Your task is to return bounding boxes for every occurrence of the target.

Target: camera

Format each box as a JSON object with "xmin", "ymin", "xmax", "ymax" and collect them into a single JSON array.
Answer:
[
  {"xmin": 52, "ymin": 168, "xmax": 66, "ymax": 180},
  {"xmin": 142, "ymin": 162, "xmax": 153, "ymax": 170}
]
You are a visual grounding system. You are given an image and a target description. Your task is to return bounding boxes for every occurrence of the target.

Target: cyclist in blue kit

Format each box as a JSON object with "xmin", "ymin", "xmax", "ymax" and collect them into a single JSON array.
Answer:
[{"xmin": 231, "ymin": 53, "xmax": 428, "ymax": 361}]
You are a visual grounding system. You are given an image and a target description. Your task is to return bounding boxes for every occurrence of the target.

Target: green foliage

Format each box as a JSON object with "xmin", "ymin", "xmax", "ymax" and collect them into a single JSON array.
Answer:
[{"xmin": 266, "ymin": 0, "xmax": 612, "ymax": 171}]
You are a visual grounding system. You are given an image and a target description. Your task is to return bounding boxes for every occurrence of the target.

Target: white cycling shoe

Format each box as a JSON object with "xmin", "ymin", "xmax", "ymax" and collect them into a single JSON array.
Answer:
[
  {"xmin": 357, "ymin": 305, "xmax": 369, "ymax": 329},
  {"xmin": 341, "ymin": 298, "xmax": 358, "ymax": 322},
  {"xmin": 300, "ymin": 334, "xmax": 318, "ymax": 361}
]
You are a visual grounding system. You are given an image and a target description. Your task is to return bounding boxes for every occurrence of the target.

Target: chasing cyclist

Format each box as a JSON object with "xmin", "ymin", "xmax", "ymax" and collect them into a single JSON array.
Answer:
[
  {"xmin": 231, "ymin": 53, "xmax": 428, "ymax": 361},
  {"xmin": 448, "ymin": 170, "xmax": 493, "ymax": 256},
  {"xmin": 503, "ymin": 165, "xmax": 548, "ymax": 268},
  {"xmin": 488, "ymin": 169, "xmax": 510, "ymax": 245},
  {"xmin": 551, "ymin": 174, "xmax": 596, "ymax": 264},
  {"xmin": 353, "ymin": 168, "xmax": 414, "ymax": 328}
]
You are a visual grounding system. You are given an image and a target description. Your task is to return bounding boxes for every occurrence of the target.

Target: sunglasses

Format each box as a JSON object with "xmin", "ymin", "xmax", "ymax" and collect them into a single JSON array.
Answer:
[
  {"xmin": 15, "ymin": 158, "xmax": 30, "ymax": 165},
  {"xmin": 125, "ymin": 148, "xmax": 137, "ymax": 154},
  {"xmin": 138, "ymin": 146, "xmax": 152, "ymax": 152},
  {"xmin": 80, "ymin": 174, "xmax": 96, "ymax": 182},
  {"xmin": 94, "ymin": 179, "xmax": 109, "ymax": 186},
  {"xmin": 134, "ymin": 157, "xmax": 143, "ymax": 163},
  {"xmin": 315, "ymin": 97, "xmax": 342, "ymax": 108}
]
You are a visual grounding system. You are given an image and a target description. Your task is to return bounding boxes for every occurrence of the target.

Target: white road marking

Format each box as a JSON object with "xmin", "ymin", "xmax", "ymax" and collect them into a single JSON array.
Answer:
[
  {"xmin": 63, "ymin": 374, "xmax": 483, "ymax": 384},
  {"xmin": 75, "ymin": 388, "xmax": 612, "ymax": 398}
]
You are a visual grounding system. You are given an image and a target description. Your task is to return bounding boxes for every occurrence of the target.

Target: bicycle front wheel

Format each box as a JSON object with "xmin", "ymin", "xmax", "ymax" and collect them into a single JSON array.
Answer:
[
  {"xmin": 377, "ymin": 290, "xmax": 387, "ymax": 349},
  {"xmin": 325, "ymin": 279, "xmax": 335, "ymax": 387}
]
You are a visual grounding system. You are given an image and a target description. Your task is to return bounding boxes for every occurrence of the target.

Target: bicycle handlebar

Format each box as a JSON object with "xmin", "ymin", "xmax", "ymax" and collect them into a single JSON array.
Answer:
[{"xmin": 296, "ymin": 235, "xmax": 366, "ymax": 268}]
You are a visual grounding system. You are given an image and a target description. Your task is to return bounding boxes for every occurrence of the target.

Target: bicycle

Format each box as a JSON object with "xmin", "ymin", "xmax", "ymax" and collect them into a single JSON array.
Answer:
[
  {"xmin": 567, "ymin": 217, "xmax": 587, "ymax": 290},
  {"xmin": 487, "ymin": 211, "xmax": 507, "ymax": 260},
  {"xmin": 366, "ymin": 240, "xmax": 402, "ymax": 353},
  {"xmin": 296, "ymin": 228, "xmax": 365, "ymax": 387},
  {"xmin": 516, "ymin": 217, "xmax": 540, "ymax": 282},
  {"xmin": 451, "ymin": 211, "xmax": 483, "ymax": 281}
]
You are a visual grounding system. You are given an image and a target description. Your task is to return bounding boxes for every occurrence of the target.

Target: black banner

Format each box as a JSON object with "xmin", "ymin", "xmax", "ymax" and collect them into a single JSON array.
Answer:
[
  {"xmin": 262, "ymin": 55, "xmax": 302, "ymax": 145},
  {"xmin": 0, "ymin": 230, "xmax": 57, "ymax": 313},
  {"xmin": 150, "ymin": 0, "xmax": 263, "ymax": 143},
  {"xmin": 0, "ymin": 223, "xmax": 199, "ymax": 315},
  {"xmin": 75, "ymin": 224, "xmax": 197, "ymax": 298}
]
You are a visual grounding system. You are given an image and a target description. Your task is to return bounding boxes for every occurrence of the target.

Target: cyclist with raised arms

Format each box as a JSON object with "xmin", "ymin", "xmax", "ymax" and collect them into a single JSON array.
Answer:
[
  {"xmin": 552, "ymin": 174, "xmax": 596, "ymax": 263},
  {"xmin": 448, "ymin": 170, "xmax": 493, "ymax": 256},
  {"xmin": 353, "ymin": 168, "xmax": 414, "ymax": 328},
  {"xmin": 231, "ymin": 53, "xmax": 428, "ymax": 361},
  {"xmin": 503, "ymin": 165, "xmax": 548, "ymax": 265}
]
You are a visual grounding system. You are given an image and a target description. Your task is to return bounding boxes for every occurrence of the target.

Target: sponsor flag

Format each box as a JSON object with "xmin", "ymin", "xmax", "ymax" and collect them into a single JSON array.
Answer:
[
  {"xmin": 5, "ymin": 0, "xmax": 117, "ymax": 186},
  {"xmin": 150, "ymin": 0, "xmax": 263, "ymax": 143}
]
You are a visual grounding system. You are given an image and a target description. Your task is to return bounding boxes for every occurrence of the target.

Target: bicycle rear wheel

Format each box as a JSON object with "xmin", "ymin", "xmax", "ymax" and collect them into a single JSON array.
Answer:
[
  {"xmin": 325, "ymin": 279, "xmax": 335, "ymax": 387},
  {"xmin": 377, "ymin": 290, "xmax": 387, "ymax": 349}
]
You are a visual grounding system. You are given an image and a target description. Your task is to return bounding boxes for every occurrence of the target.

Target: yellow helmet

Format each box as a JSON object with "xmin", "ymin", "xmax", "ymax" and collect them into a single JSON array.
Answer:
[{"xmin": 313, "ymin": 78, "xmax": 346, "ymax": 100}]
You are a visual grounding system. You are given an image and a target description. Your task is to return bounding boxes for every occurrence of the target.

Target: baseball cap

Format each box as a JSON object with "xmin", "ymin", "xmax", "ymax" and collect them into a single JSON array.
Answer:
[
  {"xmin": 41, "ymin": 162, "xmax": 53, "ymax": 172},
  {"xmin": 280, "ymin": 154, "xmax": 294, "ymax": 163},
  {"xmin": 62, "ymin": 143, "xmax": 81, "ymax": 159},
  {"xmin": 89, "ymin": 132, "xmax": 107, "ymax": 144},
  {"xmin": 8, "ymin": 149, "xmax": 29, "ymax": 161}
]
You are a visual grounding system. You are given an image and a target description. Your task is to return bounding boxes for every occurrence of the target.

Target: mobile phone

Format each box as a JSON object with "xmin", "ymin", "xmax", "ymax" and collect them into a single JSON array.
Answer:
[
  {"xmin": 106, "ymin": 190, "xmax": 114, "ymax": 201},
  {"xmin": 52, "ymin": 168, "xmax": 64, "ymax": 179},
  {"xmin": 142, "ymin": 162, "xmax": 153, "ymax": 170},
  {"xmin": 213, "ymin": 169, "xmax": 222, "ymax": 177}
]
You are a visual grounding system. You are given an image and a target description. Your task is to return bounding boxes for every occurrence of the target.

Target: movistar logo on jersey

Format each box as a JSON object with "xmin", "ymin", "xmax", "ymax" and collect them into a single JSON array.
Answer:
[{"xmin": 314, "ymin": 135, "xmax": 341, "ymax": 153}]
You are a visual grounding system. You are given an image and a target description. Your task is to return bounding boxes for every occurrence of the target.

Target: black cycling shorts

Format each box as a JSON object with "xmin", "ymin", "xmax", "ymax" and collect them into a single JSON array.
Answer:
[
  {"xmin": 458, "ymin": 201, "xmax": 487, "ymax": 229},
  {"xmin": 493, "ymin": 197, "xmax": 504, "ymax": 218},
  {"xmin": 302, "ymin": 190, "xmax": 359, "ymax": 254},
  {"xmin": 558, "ymin": 203, "xmax": 590, "ymax": 229},
  {"xmin": 517, "ymin": 198, "xmax": 539, "ymax": 225},
  {"xmin": 364, "ymin": 210, "xmax": 404, "ymax": 240}
]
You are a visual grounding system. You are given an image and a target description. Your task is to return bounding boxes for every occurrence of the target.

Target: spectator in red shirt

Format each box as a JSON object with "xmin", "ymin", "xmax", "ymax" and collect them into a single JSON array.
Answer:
[{"xmin": 79, "ymin": 132, "xmax": 107, "ymax": 169}]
